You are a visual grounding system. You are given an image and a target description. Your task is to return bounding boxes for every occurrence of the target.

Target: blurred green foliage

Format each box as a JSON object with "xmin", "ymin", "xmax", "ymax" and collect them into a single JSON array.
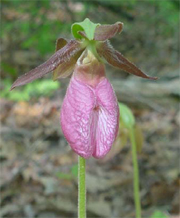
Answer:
[
  {"xmin": 21, "ymin": 21, "xmax": 66, "ymax": 55},
  {"xmin": 0, "ymin": 79, "xmax": 60, "ymax": 101},
  {"xmin": 1, "ymin": 62, "xmax": 18, "ymax": 77},
  {"xmin": 150, "ymin": 210, "xmax": 168, "ymax": 218},
  {"xmin": 2, "ymin": 2, "xmax": 70, "ymax": 56},
  {"xmin": 56, "ymin": 164, "xmax": 78, "ymax": 180},
  {"xmin": 71, "ymin": 164, "xmax": 78, "ymax": 177}
]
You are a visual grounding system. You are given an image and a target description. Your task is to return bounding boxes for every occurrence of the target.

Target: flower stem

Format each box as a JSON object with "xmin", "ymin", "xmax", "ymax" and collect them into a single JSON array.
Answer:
[
  {"xmin": 78, "ymin": 156, "xmax": 86, "ymax": 218},
  {"xmin": 129, "ymin": 127, "xmax": 141, "ymax": 218}
]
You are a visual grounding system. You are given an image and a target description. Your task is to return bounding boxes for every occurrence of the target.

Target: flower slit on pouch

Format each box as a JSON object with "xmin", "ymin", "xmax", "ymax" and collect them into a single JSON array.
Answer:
[{"xmin": 11, "ymin": 18, "xmax": 157, "ymax": 159}]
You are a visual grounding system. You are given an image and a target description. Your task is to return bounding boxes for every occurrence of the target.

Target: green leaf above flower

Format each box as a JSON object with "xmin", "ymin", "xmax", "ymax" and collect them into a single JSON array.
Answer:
[{"xmin": 71, "ymin": 18, "xmax": 100, "ymax": 40}]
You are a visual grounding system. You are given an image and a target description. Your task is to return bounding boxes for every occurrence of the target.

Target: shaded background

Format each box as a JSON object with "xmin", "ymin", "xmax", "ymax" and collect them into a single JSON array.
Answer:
[{"xmin": 0, "ymin": 1, "xmax": 179, "ymax": 218}]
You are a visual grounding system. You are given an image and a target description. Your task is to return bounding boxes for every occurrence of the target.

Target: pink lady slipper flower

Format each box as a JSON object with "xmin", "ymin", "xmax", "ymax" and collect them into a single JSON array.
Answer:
[{"xmin": 11, "ymin": 19, "xmax": 157, "ymax": 159}]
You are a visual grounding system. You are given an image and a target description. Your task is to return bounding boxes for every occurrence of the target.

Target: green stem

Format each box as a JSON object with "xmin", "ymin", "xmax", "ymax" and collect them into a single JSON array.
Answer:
[
  {"xmin": 78, "ymin": 156, "xmax": 86, "ymax": 218},
  {"xmin": 130, "ymin": 127, "xmax": 141, "ymax": 218}
]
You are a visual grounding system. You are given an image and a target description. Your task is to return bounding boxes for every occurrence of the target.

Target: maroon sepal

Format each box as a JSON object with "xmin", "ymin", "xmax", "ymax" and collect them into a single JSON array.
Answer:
[
  {"xmin": 94, "ymin": 22, "xmax": 123, "ymax": 41},
  {"xmin": 11, "ymin": 40, "xmax": 83, "ymax": 90},
  {"xmin": 97, "ymin": 41, "xmax": 158, "ymax": 80}
]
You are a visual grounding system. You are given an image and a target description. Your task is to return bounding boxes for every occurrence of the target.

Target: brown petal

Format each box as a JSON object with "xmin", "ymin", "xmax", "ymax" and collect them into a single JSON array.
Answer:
[
  {"xmin": 55, "ymin": 38, "xmax": 68, "ymax": 51},
  {"xmin": 94, "ymin": 22, "xmax": 123, "ymax": 41},
  {"xmin": 11, "ymin": 40, "xmax": 83, "ymax": 90},
  {"xmin": 53, "ymin": 50, "xmax": 83, "ymax": 80},
  {"xmin": 97, "ymin": 41, "xmax": 158, "ymax": 80}
]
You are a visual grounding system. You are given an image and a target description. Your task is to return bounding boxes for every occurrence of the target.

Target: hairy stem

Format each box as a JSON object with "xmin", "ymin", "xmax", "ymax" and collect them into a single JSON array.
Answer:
[
  {"xmin": 130, "ymin": 127, "xmax": 141, "ymax": 218},
  {"xmin": 78, "ymin": 156, "xmax": 86, "ymax": 218}
]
